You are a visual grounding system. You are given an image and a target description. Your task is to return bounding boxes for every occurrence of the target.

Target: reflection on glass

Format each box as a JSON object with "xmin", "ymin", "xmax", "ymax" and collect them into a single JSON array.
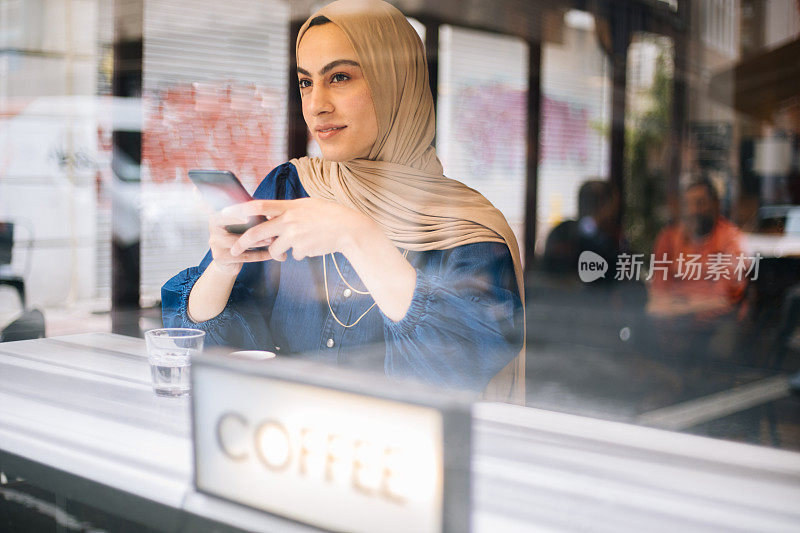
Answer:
[{"xmin": 0, "ymin": 0, "xmax": 798, "ymax": 454}]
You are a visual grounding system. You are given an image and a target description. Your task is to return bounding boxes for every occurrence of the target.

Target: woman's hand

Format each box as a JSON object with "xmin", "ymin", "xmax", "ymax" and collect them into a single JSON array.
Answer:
[
  {"xmin": 226, "ymin": 197, "xmax": 416, "ymax": 322},
  {"xmin": 187, "ymin": 209, "xmax": 273, "ymax": 323},
  {"xmin": 207, "ymin": 209, "xmax": 273, "ymax": 276},
  {"xmin": 227, "ymin": 198, "xmax": 377, "ymax": 261}
]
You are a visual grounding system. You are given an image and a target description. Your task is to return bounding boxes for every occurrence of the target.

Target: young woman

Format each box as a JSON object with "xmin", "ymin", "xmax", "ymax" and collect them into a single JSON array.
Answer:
[{"xmin": 162, "ymin": 0, "xmax": 525, "ymax": 401}]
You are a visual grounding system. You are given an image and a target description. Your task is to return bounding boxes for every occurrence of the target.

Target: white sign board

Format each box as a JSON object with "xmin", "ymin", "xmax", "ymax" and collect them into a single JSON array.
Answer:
[{"xmin": 191, "ymin": 356, "xmax": 471, "ymax": 533}]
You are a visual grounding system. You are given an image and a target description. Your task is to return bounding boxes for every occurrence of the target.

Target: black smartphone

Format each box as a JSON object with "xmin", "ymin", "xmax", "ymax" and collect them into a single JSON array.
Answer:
[{"xmin": 188, "ymin": 170, "xmax": 267, "ymax": 234}]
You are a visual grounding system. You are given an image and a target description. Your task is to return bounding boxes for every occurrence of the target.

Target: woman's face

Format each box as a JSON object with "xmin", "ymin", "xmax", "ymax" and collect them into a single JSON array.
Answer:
[{"xmin": 297, "ymin": 23, "xmax": 378, "ymax": 162}]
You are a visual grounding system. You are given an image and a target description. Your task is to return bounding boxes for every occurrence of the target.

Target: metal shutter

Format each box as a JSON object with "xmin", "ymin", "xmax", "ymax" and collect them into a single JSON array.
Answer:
[
  {"xmin": 437, "ymin": 25, "xmax": 529, "ymax": 255},
  {"xmin": 94, "ymin": 0, "xmax": 290, "ymax": 303}
]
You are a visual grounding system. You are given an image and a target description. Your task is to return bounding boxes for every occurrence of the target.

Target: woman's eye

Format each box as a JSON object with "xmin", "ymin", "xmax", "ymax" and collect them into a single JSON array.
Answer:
[{"xmin": 298, "ymin": 73, "xmax": 348, "ymax": 89}]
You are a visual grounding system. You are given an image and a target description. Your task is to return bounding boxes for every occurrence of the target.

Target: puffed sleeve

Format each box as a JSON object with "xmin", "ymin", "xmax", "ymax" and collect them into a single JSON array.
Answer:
[
  {"xmin": 382, "ymin": 242, "xmax": 523, "ymax": 391},
  {"xmin": 160, "ymin": 251, "xmax": 276, "ymax": 350},
  {"xmin": 160, "ymin": 164, "xmax": 290, "ymax": 349}
]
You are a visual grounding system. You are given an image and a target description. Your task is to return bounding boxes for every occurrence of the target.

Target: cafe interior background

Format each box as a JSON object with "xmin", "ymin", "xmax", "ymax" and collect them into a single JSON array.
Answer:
[{"xmin": 1, "ymin": 0, "xmax": 799, "ymax": 461}]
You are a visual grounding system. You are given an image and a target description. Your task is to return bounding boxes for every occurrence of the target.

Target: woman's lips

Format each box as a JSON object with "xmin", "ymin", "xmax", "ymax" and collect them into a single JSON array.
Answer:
[{"xmin": 317, "ymin": 126, "xmax": 346, "ymax": 140}]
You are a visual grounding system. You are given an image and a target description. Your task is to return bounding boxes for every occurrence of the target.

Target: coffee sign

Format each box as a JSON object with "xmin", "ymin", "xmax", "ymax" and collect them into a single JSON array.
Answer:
[{"xmin": 191, "ymin": 355, "xmax": 471, "ymax": 533}]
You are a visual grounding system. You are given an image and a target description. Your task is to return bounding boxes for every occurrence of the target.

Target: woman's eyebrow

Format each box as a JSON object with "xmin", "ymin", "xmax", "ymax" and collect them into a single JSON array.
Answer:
[{"xmin": 297, "ymin": 59, "xmax": 360, "ymax": 77}]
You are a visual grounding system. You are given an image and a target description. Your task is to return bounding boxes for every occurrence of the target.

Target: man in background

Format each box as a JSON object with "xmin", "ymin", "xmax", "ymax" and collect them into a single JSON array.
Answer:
[
  {"xmin": 648, "ymin": 178, "xmax": 747, "ymax": 362},
  {"xmin": 541, "ymin": 180, "xmax": 625, "ymax": 283},
  {"xmin": 535, "ymin": 180, "xmax": 645, "ymax": 349}
]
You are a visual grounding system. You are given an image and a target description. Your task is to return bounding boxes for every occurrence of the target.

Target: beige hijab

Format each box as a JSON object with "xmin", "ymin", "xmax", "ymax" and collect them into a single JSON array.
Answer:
[{"xmin": 291, "ymin": 0, "xmax": 525, "ymax": 404}]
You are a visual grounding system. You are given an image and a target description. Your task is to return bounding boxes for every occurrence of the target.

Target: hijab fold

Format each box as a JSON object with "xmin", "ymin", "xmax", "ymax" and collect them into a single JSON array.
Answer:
[{"xmin": 291, "ymin": 0, "xmax": 525, "ymax": 404}]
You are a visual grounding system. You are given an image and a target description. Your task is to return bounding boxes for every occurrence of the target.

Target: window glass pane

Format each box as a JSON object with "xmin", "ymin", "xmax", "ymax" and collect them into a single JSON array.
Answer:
[
  {"xmin": 2, "ymin": 0, "xmax": 799, "ymax": 457},
  {"xmin": 0, "ymin": 0, "xmax": 101, "ymax": 328}
]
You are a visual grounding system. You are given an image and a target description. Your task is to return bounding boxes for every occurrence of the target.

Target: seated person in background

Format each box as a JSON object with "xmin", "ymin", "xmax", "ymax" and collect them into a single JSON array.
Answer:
[
  {"xmin": 535, "ymin": 180, "xmax": 645, "ymax": 349},
  {"xmin": 541, "ymin": 179, "xmax": 627, "ymax": 284},
  {"xmin": 647, "ymin": 178, "xmax": 747, "ymax": 361}
]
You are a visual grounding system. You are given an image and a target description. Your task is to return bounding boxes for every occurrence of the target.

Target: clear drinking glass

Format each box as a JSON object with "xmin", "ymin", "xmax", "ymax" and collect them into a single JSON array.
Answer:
[{"xmin": 144, "ymin": 328, "xmax": 205, "ymax": 397}]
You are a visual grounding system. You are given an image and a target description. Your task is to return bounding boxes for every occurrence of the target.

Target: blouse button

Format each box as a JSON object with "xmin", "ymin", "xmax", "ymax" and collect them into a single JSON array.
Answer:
[
  {"xmin": 326, "ymin": 338, "xmax": 335, "ymax": 348},
  {"xmin": 343, "ymin": 288, "xmax": 352, "ymax": 298}
]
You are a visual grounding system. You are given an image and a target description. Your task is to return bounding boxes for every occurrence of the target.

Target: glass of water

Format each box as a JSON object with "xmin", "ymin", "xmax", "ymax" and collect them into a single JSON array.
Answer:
[{"xmin": 144, "ymin": 328, "xmax": 205, "ymax": 397}]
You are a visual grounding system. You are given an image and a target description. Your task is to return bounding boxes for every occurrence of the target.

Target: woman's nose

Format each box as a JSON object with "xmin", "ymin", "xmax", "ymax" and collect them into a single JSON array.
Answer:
[{"xmin": 308, "ymin": 86, "xmax": 333, "ymax": 115}]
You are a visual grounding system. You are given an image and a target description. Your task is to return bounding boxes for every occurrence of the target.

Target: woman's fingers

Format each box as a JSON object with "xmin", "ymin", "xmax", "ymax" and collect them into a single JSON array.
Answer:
[
  {"xmin": 222, "ymin": 199, "xmax": 287, "ymax": 220},
  {"xmin": 235, "ymin": 248, "xmax": 274, "ymax": 263},
  {"xmin": 210, "ymin": 231, "xmax": 239, "ymax": 247},
  {"xmin": 209, "ymin": 221, "xmax": 273, "ymax": 268},
  {"xmin": 210, "ymin": 209, "xmax": 250, "ymax": 230},
  {"xmin": 268, "ymin": 235, "xmax": 291, "ymax": 262},
  {"xmin": 231, "ymin": 219, "xmax": 283, "ymax": 256},
  {"xmin": 214, "ymin": 247, "xmax": 272, "ymax": 267}
]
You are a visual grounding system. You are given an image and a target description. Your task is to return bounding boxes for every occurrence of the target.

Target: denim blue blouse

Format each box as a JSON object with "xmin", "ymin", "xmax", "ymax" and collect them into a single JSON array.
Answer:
[{"xmin": 161, "ymin": 162, "xmax": 523, "ymax": 392}]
